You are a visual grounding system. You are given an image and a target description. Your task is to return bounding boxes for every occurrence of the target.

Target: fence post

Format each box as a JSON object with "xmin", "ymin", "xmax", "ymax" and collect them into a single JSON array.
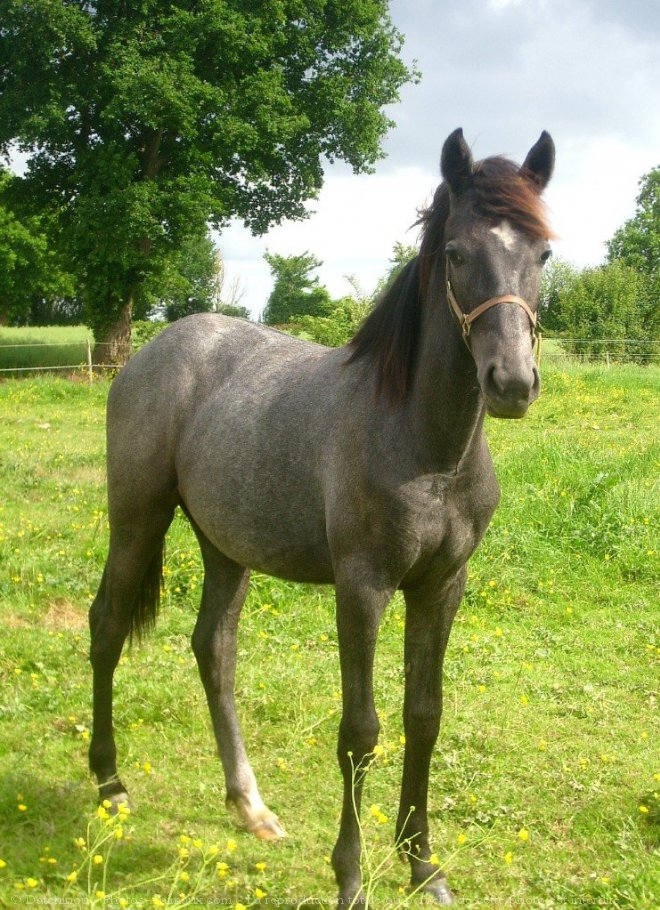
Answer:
[{"xmin": 87, "ymin": 340, "xmax": 93, "ymax": 383}]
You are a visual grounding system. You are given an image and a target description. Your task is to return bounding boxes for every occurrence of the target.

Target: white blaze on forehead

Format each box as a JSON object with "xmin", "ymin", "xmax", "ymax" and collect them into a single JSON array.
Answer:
[{"xmin": 490, "ymin": 220, "xmax": 519, "ymax": 251}]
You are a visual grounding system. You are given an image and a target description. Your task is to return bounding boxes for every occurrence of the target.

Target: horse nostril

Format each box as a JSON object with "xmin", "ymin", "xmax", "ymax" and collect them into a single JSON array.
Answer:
[{"xmin": 486, "ymin": 362, "xmax": 535, "ymax": 401}]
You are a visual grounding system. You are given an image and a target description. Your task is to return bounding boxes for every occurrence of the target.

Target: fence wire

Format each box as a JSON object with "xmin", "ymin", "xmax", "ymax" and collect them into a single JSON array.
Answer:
[{"xmin": 0, "ymin": 337, "xmax": 658, "ymax": 376}]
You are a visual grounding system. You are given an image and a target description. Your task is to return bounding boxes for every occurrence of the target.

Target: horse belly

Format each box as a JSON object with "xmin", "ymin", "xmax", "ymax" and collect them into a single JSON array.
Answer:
[{"xmin": 177, "ymin": 447, "xmax": 335, "ymax": 584}]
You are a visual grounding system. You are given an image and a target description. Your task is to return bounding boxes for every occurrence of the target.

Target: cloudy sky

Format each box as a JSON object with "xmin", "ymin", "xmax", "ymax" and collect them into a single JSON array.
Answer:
[{"xmin": 219, "ymin": 0, "xmax": 660, "ymax": 318}]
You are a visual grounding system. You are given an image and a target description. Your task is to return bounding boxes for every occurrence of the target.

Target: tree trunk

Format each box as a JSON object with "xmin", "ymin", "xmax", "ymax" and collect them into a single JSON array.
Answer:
[{"xmin": 93, "ymin": 296, "xmax": 133, "ymax": 367}]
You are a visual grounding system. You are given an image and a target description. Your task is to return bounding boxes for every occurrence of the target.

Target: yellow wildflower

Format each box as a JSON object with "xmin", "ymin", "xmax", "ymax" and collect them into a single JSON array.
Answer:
[
  {"xmin": 504, "ymin": 851, "xmax": 514, "ymax": 865},
  {"xmin": 93, "ymin": 854, "xmax": 104, "ymax": 865},
  {"xmin": 518, "ymin": 828, "xmax": 529, "ymax": 842}
]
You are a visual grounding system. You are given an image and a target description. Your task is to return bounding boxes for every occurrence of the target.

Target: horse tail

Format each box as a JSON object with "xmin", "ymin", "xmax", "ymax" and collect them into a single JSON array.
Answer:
[{"xmin": 130, "ymin": 542, "xmax": 165, "ymax": 643}]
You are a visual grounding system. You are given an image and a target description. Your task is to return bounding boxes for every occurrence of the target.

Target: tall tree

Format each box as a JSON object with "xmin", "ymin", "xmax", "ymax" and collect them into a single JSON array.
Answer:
[
  {"xmin": 262, "ymin": 251, "xmax": 332, "ymax": 324},
  {"xmin": 538, "ymin": 256, "xmax": 579, "ymax": 332},
  {"xmin": 145, "ymin": 232, "xmax": 220, "ymax": 322},
  {"xmin": 0, "ymin": 1, "xmax": 415, "ymax": 362},
  {"xmin": 0, "ymin": 169, "xmax": 74, "ymax": 325},
  {"xmin": 607, "ymin": 166, "xmax": 659, "ymax": 337}
]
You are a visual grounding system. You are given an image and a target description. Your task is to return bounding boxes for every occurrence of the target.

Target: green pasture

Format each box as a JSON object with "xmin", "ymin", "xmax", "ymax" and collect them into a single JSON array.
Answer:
[
  {"xmin": 0, "ymin": 362, "xmax": 658, "ymax": 910},
  {"xmin": 0, "ymin": 326, "xmax": 93, "ymax": 374}
]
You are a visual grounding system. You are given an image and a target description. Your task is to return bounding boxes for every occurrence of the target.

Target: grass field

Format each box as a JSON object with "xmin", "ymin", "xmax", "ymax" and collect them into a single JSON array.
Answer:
[
  {"xmin": 0, "ymin": 362, "xmax": 658, "ymax": 910},
  {"xmin": 0, "ymin": 326, "xmax": 93, "ymax": 374}
]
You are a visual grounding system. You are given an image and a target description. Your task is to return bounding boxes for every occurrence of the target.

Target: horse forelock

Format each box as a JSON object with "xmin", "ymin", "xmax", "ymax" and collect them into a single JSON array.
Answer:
[{"xmin": 416, "ymin": 155, "xmax": 555, "ymax": 298}]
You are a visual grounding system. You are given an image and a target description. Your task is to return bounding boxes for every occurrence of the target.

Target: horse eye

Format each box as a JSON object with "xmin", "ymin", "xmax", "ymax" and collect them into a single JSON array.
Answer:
[
  {"xmin": 540, "ymin": 249, "xmax": 553, "ymax": 264},
  {"xmin": 446, "ymin": 247, "xmax": 465, "ymax": 266}
]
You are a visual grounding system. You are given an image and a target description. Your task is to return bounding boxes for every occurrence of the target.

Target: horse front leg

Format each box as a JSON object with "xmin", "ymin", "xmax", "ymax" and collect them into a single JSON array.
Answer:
[
  {"xmin": 331, "ymin": 569, "xmax": 393, "ymax": 908},
  {"xmin": 396, "ymin": 568, "xmax": 466, "ymax": 906}
]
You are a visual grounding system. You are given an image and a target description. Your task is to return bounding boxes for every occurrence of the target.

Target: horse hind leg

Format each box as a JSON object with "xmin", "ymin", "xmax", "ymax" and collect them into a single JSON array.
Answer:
[
  {"xmin": 190, "ymin": 527, "xmax": 286, "ymax": 841},
  {"xmin": 88, "ymin": 504, "xmax": 174, "ymax": 809}
]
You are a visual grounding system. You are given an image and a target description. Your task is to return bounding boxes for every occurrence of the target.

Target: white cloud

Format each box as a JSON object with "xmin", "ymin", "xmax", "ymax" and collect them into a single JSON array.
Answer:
[{"xmin": 217, "ymin": 167, "xmax": 434, "ymax": 318}]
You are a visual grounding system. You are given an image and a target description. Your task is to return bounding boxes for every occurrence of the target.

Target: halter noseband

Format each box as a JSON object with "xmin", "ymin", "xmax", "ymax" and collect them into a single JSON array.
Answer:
[{"xmin": 445, "ymin": 259, "xmax": 541, "ymax": 362}]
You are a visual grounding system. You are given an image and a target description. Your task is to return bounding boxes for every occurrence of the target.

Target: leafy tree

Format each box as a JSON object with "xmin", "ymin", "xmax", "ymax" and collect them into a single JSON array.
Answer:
[
  {"xmin": 607, "ymin": 166, "xmax": 659, "ymax": 338},
  {"xmin": 0, "ymin": 1, "xmax": 415, "ymax": 361},
  {"xmin": 0, "ymin": 169, "xmax": 74, "ymax": 325},
  {"xmin": 555, "ymin": 261, "xmax": 647, "ymax": 359},
  {"xmin": 294, "ymin": 242, "xmax": 417, "ymax": 346},
  {"xmin": 538, "ymin": 256, "xmax": 579, "ymax": 332},
  {"xmin": 216, "ymin": 302, "xmax": 250, "ymax": 320},
  {"xmin": 262, "ymin": 251, "xmax": 332, "ymax": 325},
  {"xmin": 295, "ymin": 295, "xmax": 370, "ymax": 346},
  {"xmin": 151, "ymin": 233, "xmax": 219, "ymax": 323},
  {"xmin": 372, "ymin": 241, "xmax": 418, "ymax": 300},
  {"xmin": 607, "ymin": 167, "xmax": 660, "ymax": 274}
]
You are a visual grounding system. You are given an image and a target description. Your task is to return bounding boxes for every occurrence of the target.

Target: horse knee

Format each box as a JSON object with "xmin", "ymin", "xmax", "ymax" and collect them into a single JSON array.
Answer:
[
  {"xmin": 338, "ymin": 713, "xmax": 380, "ymax": 762},
  {"xmin": 404, "ymin": 705, "xmax": 442, "ymax": 746}
]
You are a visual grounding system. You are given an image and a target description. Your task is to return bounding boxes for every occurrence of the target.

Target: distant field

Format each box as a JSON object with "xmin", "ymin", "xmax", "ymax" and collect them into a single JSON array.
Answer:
[
  {"xmin": 0, "ymin": 325, "xmax": 93, "ymax": 374},
  {"xmin": 0, "ymin": 362, "xmax": 658, "ymax": 909}
]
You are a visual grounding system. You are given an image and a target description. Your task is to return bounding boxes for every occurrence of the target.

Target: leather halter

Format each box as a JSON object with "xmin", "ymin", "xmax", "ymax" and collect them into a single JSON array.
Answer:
[{"xmin": 445, "ymin": 258, "xmax": 540, "ymax": 360}]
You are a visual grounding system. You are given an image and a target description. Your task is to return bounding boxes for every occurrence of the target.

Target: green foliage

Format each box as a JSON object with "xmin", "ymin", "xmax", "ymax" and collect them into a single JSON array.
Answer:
[
  {"xmin": 215, "ymin": 302, "xmax": 250, "ymax": 320},
  {"xmin": 283, "ymin": 242, "xmax": 418, "ymax": 346},
  {"xmin": 538, "ymin": 256, "xmax": 580, "ymax": 332},
  {"xmin": 295, "ymin": 295, "xmax": 371, "ymax": 346},
  {"xmin": 149, "ymin": 233, "xmax": 220, "ymax": 323},
  {"xmin": 0, "ymin": 169, "xmax": 74, "ymax": 326},
  {"xmin": 371, "ymin": 241, "xmax": 418, "ymax": 300},
  {"xmin": 607, "ymin": 167, "xmax": 660, "ymax": 339},
  {"xmin": 0, "ymin": 0, "xmax": 415, "ymax": 350},
  {"xmin": 607, "ymin": 166, "xmax": 660, "ymax": 275},
  {"xmin": 262, "ymin": 251, "xmax": 333, "ymax": 324},
  {"xmin": 554, "ymin": 261, "xmax": 650, "ymax": 359},
  {"xmin": 130, "ymin": 320, "xmax": 168, "ymax": 353},
  {"xmin": 0, "ymin": 364, "xmax": 658, "ymax": 907}
]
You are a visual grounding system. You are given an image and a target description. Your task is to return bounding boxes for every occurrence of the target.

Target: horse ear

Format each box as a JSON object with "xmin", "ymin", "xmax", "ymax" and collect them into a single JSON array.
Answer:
[
  {"xmin": 441, "ymin": 127, "xmax": 474, "ymax": 195},
  {"xmin": 520, "ymin": 131, "xmax": 555, "ymax": 192}
]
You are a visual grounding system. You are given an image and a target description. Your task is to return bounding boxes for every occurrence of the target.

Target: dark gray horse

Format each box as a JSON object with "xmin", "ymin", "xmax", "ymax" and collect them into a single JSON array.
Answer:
[{"xmin": 89, "ymin": 127, "xmax": 555, "ymax": 906}]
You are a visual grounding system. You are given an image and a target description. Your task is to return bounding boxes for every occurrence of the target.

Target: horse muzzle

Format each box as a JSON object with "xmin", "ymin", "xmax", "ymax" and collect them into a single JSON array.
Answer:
[{"xmin": 479, "ymin": 358, "xmax": 540, "ymax": 418}]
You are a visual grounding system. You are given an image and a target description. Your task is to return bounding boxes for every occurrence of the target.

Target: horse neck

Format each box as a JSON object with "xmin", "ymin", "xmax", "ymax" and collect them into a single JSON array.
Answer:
[{"xmin": 408, "ymin": 261, "xmax": 485, "ymax": 471}]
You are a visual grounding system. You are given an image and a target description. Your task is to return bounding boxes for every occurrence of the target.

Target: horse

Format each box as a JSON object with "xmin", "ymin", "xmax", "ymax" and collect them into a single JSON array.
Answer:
[{"xmin": 88, "ymin": 127, "xmax": 555, "ymax": 906}]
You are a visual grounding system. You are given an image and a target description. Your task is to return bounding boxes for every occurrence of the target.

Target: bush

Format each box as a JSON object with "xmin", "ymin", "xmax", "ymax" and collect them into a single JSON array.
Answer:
[{"xmin": 131, "ymin": 320, "xmax": 168, "ymax": 353}]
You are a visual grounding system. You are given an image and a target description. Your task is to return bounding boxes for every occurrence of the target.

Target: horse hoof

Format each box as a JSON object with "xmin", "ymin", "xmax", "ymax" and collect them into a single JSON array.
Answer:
[
  {"xmin": 106, "ymin": 791, "xmax": 132, "ymax": 815},
  {"xmin": 250, "ymin": 814, "xmax": 287, "ymax": 841},
  {"xmin": 226, "ymin": 797, "xmax": 287, "ymax": 841},
  {"xmin": 421, "ymin": 876, "xmax": 454, "ymax": 905}
]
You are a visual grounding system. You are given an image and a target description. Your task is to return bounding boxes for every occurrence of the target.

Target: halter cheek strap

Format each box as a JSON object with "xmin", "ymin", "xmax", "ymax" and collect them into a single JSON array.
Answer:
[{"xmin": 445, "ymin": 260, "xmax": 541, "ymax": 362}]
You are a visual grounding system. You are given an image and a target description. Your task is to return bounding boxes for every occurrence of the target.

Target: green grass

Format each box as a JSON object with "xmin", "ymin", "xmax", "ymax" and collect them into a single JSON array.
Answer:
[
  {"xmin": 0, "ymin": 325, "xmax": 93, "ymax": 374},
  {"xmin": 0, "ymin": 363, "xmax": 658, "ymax": 910}
]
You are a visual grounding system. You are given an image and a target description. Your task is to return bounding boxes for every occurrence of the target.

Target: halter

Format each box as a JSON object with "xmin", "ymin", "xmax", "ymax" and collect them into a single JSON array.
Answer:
[{"xmin": 445, "ymin": 259, "xmax": 541, "ymax": 364}]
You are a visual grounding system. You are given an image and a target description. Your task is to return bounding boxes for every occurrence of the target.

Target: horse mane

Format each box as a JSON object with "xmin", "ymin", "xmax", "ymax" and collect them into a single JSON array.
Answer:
[{"xmin": 347, "ymin": 156, "xmax": 555, "ymax": 405}]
